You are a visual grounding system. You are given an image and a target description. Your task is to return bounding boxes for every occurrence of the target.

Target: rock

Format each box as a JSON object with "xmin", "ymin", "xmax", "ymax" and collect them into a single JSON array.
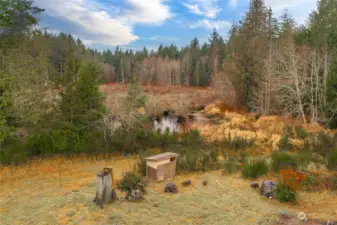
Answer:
[
  {"xmin": 297, "ymin": 212, "xmax": 307, "ymax": 221},
  {"xmin": 250, "ymin": 183, "xmax": 259, "ymax": 189},
  {"xmin": 260, "ymin": 180, "xmax": 277, "ymax": 197},
  {"xmin": 125, "ymin": 189, "xmax": 143, "ymax": 201},
  {"xmin": 327, "ymin": 219, "xmax": 335, "ymax": 225},
  {"xmin": 181, "ymin": 180, "xmax": 192, "ymax": 187},
  {"xmin": 203, "ymin": 181, "xmax": 208, "ymax": 186},
  {"xmin": 279, "ymin": 210, "xmax": 287, "ymax": 216},
  {"xmin": 164, "ymin": 183, "xmax": 178, "ymax": 193}
]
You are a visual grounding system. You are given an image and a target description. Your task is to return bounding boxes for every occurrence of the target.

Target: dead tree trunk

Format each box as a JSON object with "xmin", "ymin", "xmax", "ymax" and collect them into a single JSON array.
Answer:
[{"xmin": 93, "ymin": 167, "xmax": 117, "ymax": 209}]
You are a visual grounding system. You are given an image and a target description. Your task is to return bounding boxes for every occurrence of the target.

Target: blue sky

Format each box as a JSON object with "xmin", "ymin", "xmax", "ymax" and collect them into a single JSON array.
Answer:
[{"xmin": 34, "ymin": 0, "xmax": 318, "ymax": 51}]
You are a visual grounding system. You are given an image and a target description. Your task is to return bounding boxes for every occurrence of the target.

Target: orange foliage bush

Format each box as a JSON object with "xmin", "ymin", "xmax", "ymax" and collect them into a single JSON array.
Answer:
[{"xmin": 280, "ymin": 168, "xmax": 307, "ymax": 190}]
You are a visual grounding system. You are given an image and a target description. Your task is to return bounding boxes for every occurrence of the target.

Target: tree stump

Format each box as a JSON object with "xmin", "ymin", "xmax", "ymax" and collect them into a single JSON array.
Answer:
[{"xmin": 93, "ymin": 167, "xmax": 117, "ymax": 209}]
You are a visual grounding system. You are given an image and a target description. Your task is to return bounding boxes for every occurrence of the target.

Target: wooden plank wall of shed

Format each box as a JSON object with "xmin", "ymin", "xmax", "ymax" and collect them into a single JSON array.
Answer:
[
  {"xmin": 164, "ymin": 161, "xmax": 176, "ymax": 179},
  {"xmin": 157, "ymin": 164, "xmax": 165, "ymax": 181},
  {"xmin": 147, "ymin": 166, "xmax": 157, "ymax": 181}
]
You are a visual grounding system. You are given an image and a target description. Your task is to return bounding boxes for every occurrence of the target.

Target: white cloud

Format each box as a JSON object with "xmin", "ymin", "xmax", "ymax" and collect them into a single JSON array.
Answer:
[
  {"xmin": 265, "ymin": 0, "xmax": 317, "ymax": 25},
  {"xmin": 229, "ymin": 0, "xmax": 237, "ymax": 7},
  {"xmin": 190, "ymin": 19, "xmax": 232, "ymax": 35},
  {"xmin": 150, "ymin": 36, "xmax": 178, "ymax": 41},
  {"xmin": 182, "ymin": 0, "xmax": 221, "ymax": 18},
  {"xmin": 34, "ymin": 0, "xmax": 172, "ymax": 46},
  {"xmin": 122, "ymin": 0, "xmax": 171, "ymax": 25}
]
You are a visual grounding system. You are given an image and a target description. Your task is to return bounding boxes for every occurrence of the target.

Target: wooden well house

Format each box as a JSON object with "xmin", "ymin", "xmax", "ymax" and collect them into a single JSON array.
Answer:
[{"xmin": 143, "ymin": 152, "xmax": 179, "ymax": 182}]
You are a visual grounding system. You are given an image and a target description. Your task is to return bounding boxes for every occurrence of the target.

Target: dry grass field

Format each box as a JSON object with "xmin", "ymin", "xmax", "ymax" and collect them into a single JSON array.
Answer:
[
  {"xmin": 100, "ymin": 83, "xmax": 217, "ymax": 116},
  {"xmin": 1, "ymin": 156, "xmax": 337, "ymax": 225}
]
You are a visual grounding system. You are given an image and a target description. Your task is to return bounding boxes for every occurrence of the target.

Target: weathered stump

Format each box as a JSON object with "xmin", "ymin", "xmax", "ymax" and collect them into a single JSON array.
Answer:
[{"xmin": 93, "ymin": 167, "xmax": 117, "ymax": 209}]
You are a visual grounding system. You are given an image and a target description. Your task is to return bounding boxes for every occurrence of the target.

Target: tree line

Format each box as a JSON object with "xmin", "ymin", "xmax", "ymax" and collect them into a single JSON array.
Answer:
[
  {"xmin": 0, "ymin": 0, "xmax": 336, "ymax": 165},
  {"xmin": 38, "ymin": 29, "xmax": 226, "ymax": 87}
]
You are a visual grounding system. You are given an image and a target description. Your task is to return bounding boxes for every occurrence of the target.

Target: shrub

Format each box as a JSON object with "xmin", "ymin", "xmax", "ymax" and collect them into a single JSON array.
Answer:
[
  {"xmin": 327, "ymin": 149, "xmax": 337, "ymax": 171},
  {"xmin": 284, "ymin": 126, "xmax": 293, "ymax": 136},
  {"xmin": 185, "ymin": 151, "xmax": 200, "ymax": 171},
  {"xmin": 295, "ymin": 126, "xmax": 308, "ymax": 139},
  {"xmin": 0, "ymin": 136, "xmax": 26, "ymax": 165},
  {"xmin": 242, "ymin": 159, "xmax": 269, "ymax": 179},
  {"xmin": 25, "ymin": 133, "xmax": 54, "ymax": 156},
  {"xmin": 325, "ymin": 100, "xmax": 337, "ymax": 129},
  {"xmin": 311, "ymin": 132, "xmax": 337, "ymax": 157},
  {"xmin": 145, "ymin": 130, "xmax": 179, "ymax": 149},
  {"xmin": 175, "ymin": 150, "xmax": 200, "ymax": 172},
  {"xmin": 174, "ymin": 147, "xmax": 219, "ymax": 172},
  {"xmin": 200, "ymin": 148, "xmax": 219, "ymax": 171},
  {"xmin": 300, "ymin": 174, "xmax": 319, "ymax": 191},
  {"xmin": 278, "ymin": 133, "xmax": 293, "ymax": 151},
  {"xmin": 209, "ymin": 149, "xmax": 218, "ymax": 162},
  {"xmin": 181, "ymin": 129, "xmax": 204, "ymax": 146},
  {"xmin": 135, "ymin": 157, "xmax": 147, "ymax": 176},
  {"xmin": 220, "ymin": 133, "xmax": 255, "ymax": 151},
  {"xmin": 275, "ymin": 182, "xmax": 297, "ymax": 203},
  {"xmin": 117, "ymin": 171, "xmax": 146, "ymax": 194},
  {"xmin": 272, "ymin": 151, "xmax": 298, "ymax": 172},
  {"xmin": 295, "ymin": 150, "xmax": 312, "ymax": 170},
  {"xmin": 323, "ymin": 174, "xmax": 337, "ymax": 190},
  {"xmin": 224, "ymin": 159, "xmax": 240, "ymax": 174},
  {"xmin": 239, "ymin": 151, "xmax": 248, "ymax": 163}
]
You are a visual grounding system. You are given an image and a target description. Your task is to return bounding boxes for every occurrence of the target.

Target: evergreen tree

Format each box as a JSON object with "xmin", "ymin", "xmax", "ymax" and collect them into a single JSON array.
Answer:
[
  {"xmin": 0, "ymin": 0, "xmax": 44, "ymax": 36},
  {"xmin": 59, "ymin": 53, "xmax": 105, "ymax": 128},
  {"xmin": 232, "ymin": 0, "xmax": 269, "ymax": 110},
  {"xmin": 208, "ymin": 29, "xmax": 220, "ymax": 86}
]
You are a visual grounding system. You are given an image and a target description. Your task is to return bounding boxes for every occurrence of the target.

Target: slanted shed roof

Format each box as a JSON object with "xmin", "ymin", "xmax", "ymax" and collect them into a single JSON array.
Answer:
[{"xmin": 143, "ymin": 152, "xmax": 179, "ymax": 162}]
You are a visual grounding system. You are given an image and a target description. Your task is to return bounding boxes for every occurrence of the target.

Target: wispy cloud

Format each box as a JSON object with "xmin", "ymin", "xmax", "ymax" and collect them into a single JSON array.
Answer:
[
  {"xmin": 151, "ymin": 36, "xmax": 179, "ymax": 41},
  {"xmin": 229, "ymin": 0, "xmax": 237, "ymax": 7},
  {"xmin": 181, "ymin": 0, "xmax": 221, "ymax": 18},
  {"xmin": 190, "ymin": 19, "xmax": 232, "ymax": 35},
  {"xmin": 34, "ymin": 0, "xmax": 172, "ymax": 46},
  {"xmin": 265, "ymin": 0, "xmax": 317, "ymax": 25}
]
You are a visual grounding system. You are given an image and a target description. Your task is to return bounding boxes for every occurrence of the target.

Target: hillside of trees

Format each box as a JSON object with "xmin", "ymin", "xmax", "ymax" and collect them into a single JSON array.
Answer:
[{"xmin": 0, "ymin": 0, "xmax": 336, "ymax": 165}]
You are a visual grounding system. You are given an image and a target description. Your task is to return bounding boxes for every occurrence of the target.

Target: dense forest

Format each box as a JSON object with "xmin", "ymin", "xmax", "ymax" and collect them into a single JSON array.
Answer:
[{"xmin": 0, "ymin": 0, "xmax": 337, "ymax": 165}]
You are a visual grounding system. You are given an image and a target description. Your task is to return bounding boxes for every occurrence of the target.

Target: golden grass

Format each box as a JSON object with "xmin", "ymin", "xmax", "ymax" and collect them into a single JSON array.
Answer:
[{"xmin": 1, "ymin": 157, "xmax": 337, "ymax": 225}]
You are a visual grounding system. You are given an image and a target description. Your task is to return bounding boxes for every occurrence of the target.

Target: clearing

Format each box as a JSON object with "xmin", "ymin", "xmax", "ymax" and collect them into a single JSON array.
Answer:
[{"xmin": 1, "ymin": 156, "xmax": 337, "ymax": 225}]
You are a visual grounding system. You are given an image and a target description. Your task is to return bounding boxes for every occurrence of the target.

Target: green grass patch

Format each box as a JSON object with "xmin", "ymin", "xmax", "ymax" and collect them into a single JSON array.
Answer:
[
  {"xmin": 294, "ymin": 126, "xmax": 308, "ymax": 139},
  {"xmin": 219, "ymin": 134, "xmax": 255, "ymax": 151},
  {"xmin": 272, "ymin": 151, "xmax": 297, "ymax": 172},
  {"xmin": 223, "ymin": 159, "xmax": 241, "ymax": 174},
  {"xmin": 278, "ymin": 134, "xmax": 293, "ymax": 151},
  {"xmin": 275, "ymin": 182, "xmax": 297, "ymax": 203},
  {"xmin": 327, "ymin": 149, "xmax": 337, "ymax": 171},
  {"xmin": 242, "ymin": 159, "xmax": 269, "ymax": 179}
]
